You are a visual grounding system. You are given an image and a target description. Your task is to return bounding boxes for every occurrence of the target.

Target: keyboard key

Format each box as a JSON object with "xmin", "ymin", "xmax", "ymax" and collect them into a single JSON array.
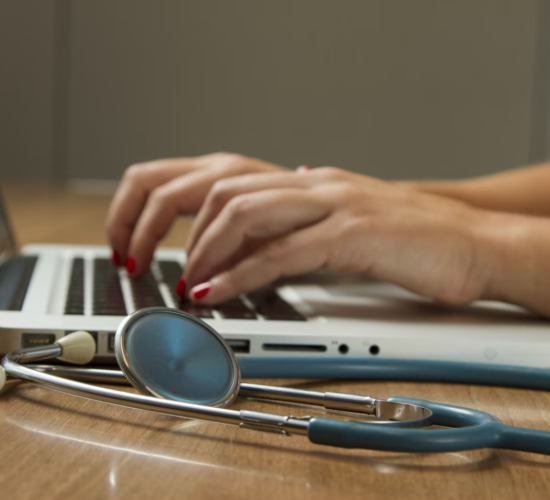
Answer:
[
  {"xmin": 216, "ymin": 298, "xmax": 257, "ymax": 320},
  {"xmin": 178, "ymin": 301, "xmax": 214, "ymax": 319},
  {"xmin": 65, "ymin": 258, "xmax": 84, "ymax": 315},
  {"xmin": 93, "ymin": 258, "xmax": 127, "ymax": 316},
  {"xmin": 158, "ymin": 260, "xmax": 184, "ymax": 288},
  {"xmin": 246, "ymin": 288, "xmax": 306, "ymax": 321},
  {"xmin": 130, "ymin": 271, "xmax": 166, "ymax": 309}
]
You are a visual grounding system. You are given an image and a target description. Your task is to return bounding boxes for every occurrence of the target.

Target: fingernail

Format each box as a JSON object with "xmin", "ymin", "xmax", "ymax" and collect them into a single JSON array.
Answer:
[
  {"xmin": 111, "ymin": 249, "xmax": 121, "ymax": 266},
  {"xmin": 191, "ymin": 282, "xmax": 211, "ymax": 300},
  {"xmin": 297, "ymin": 165, "xmax": 311, "ymax": 172},
  {"xmin": 126, "ymin": 256, "xmax": 136, "ymax": 274},
  {"xmin": 175, "ymin": 278, "xmax": 187, "ymax": 298}
]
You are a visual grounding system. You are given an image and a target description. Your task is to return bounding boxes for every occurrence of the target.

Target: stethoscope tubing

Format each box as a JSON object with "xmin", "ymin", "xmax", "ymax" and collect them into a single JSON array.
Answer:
[
  {"xmin": 309, "ymin": 397, "xmax": 550, "ymax": 455},
  {"xmin": 239, "ymin": 357, "xmax": 550, "ymax": 454},
  {"xmin": 239, "ymin": 357, "xmax": 550, "ymax": 390}
]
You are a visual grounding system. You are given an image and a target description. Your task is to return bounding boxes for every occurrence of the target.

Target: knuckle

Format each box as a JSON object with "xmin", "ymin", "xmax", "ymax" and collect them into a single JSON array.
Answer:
[
  {"xmin": 222, "ymin": 268, "xmax": 240, "ymax": 295},
  {"xmin": 316, "ymin": 166, "xmax": 347, "ymax": 182},
  {"xmin": 321, "ymin": 183, "xmax": 361, "ymax": 204},
  {"xmin": 122, "ymin": 161, "xmax": 164, "ymax": 186},
  {"xmin": 148, "ymin": 186, "xmax": 177, "ymax": 217},
  {"xmin": 224, "ymin": 195, "xmax": 254, "ymax": 221},
  {"xmin": 122, "ymin": 163, "xmax": 148, "ymax": 183},
  {"xmin": 336, "ymin": 184, "xmax": 361, "ymax": 199},
  {"xmin": 122, "ymin": 163, "xmax": 143, "ymax": 183},
  {"xmin": 208, "ymin": 179, "xmax": 235, "ymax": 208},
  {"xmin": 262, "ymin": 238, "xmax": 290, "ymax": 265},
  {"xmin": 213, "ymin": 152, "xmax": 251, "ymax": 174},
  {"xmin": 148, "ymin": 185, "xmax": 170, "ymax": 205},
  {"xmin": 339, "ymin": 215, "xmax": 372, "ymax": 235}
]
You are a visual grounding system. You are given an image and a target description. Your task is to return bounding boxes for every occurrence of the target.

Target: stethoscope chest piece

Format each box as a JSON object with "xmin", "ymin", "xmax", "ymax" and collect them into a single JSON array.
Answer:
[{"xmin": 114, "ymin": 307, "xmax": 240, "ymax": 407}]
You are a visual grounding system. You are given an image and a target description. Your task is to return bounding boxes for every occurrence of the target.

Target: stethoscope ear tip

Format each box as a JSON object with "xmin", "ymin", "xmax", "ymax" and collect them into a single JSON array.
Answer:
[{"xmin": 56, "ymin": 331, "xmax": 96, "ymax": 365}]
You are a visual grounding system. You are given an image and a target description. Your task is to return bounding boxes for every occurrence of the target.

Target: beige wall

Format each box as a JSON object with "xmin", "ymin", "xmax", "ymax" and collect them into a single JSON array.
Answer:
[{"xmin": 1, "ymin": 1, "xmax": 546, "ymax": 182}]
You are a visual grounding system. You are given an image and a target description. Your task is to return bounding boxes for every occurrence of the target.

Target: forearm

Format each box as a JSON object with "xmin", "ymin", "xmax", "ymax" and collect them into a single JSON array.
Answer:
[
  {"xmin": 398, "ymin": 163, "xmax": 550, "ymax": 217},
  {"xmin": 480, "ymin": 211, "xmax": 550, "ymax": 318}
]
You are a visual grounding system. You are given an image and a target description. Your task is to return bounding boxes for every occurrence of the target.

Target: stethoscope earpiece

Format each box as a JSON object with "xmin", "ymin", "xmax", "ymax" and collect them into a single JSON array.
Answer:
[{"xmin": 56, "ymin": 330, "xmax": 96, "ymax": 365}]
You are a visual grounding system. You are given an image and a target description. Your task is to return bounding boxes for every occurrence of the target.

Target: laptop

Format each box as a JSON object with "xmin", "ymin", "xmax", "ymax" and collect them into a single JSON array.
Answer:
[{"xmin": 1, "ymin": 189, "xmax": 549, "ymax": 367}]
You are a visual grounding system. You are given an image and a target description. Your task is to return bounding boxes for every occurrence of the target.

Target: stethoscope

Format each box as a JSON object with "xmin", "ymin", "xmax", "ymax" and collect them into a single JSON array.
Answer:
[{"xmin": 2, "ymin": 307, "xmax": 550, "ymax": 455}]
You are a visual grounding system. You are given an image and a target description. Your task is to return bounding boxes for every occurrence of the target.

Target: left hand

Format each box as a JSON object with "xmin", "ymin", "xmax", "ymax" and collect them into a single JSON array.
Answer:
[{"xmin": 183, "ymin": 167, "xmax": 497, "ymax": 306}]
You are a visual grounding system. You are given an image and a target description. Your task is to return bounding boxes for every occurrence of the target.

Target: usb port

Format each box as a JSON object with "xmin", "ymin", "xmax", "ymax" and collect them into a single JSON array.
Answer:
[{"xmin": 226, "ymin": 339, "xmax": 250, "ymax": 354}]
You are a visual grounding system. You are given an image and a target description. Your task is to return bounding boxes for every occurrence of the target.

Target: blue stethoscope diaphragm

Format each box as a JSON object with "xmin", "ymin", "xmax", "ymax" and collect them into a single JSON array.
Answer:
[{"xmin": 114, "ymin": 308, "xmax": 241, "ymax": 407}]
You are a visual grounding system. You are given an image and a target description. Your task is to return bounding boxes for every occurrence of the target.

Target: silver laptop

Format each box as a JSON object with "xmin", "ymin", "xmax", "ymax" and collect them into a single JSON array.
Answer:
[{"xmin": 1, "ymin": 190, "xmax": 549, "ymax": 367}]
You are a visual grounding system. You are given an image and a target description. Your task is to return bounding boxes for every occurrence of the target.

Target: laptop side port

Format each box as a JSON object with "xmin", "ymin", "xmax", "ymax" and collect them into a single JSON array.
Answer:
[
  {"xmin": 226, "ymin": 339, "xmax": 250, "ymax": 354},
  {"xmin": 108, "ymin": 332, "xmax": 116, "ymax": 353},
  {"xmin": 262, "ymin": 343, "xmax": 327, "ymax": 353},
  {"xmin": 21, "ymin": 333, "xmax": 56, "ymax": 349}
]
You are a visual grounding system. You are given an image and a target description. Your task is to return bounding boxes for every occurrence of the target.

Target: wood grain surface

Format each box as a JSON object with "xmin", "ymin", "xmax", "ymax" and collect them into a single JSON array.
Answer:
[{"xmin": 1, "ymin": 181, "xmax": 550, "ymax": 500}]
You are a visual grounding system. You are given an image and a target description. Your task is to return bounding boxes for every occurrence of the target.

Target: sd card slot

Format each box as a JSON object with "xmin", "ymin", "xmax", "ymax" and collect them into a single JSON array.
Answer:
[{"xmin": 262, "ymin": 343, "xmax": 327, "ymax": 353}]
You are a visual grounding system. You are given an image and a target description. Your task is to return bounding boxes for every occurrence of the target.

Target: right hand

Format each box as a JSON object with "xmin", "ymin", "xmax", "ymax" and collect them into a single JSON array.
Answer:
[
  {"xmin": 105, "ymin": 152, "xmax": 286, "ymax": 274},
  {"xmin": 183, "ymin": 167, "xmax": 496, "ymax": 306}
]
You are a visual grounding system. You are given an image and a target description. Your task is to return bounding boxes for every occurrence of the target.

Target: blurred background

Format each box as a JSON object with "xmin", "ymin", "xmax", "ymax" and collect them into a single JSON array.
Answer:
[{"xmin": 2, "ymin": 0, "xmax": 550, "ymax": 183}]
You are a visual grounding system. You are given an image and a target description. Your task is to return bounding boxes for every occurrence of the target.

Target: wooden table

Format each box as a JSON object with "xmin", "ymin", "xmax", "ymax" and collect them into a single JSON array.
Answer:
[{"xmin": 2, "ymin": 181, "xmax": 550, "ymax": 500}]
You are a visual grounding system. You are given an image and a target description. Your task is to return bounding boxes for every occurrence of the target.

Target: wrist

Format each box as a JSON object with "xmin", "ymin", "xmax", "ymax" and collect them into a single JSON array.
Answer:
[{"xmin": 476, "ymin": 212, "xmax": 550, "ymax": 317}]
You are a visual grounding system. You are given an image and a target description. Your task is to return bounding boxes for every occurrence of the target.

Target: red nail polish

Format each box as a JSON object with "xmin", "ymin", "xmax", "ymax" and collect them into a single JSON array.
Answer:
[
  {"xmin": 297, "ymin": 165, "xmax": 311, "ymax": 172},
  {"xmin": 192, "ymin": 282, "xmax": 211, "ymax": 300},
  {"xmin": 126, "ymin": 256, "xmax": 136, "ymax": 274},
  {"xmin": 175, "ymin": 278, "xmax": 186, "ymax": 298},
  {"xmin": 112, "ymin": 250, "xmax": 121, "ymax": 266}
]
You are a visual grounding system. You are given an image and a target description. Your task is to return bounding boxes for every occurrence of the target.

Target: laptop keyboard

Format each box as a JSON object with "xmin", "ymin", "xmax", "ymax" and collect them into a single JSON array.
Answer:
[{"xmin": 63, "ymin": 257, "xmax": 306, "ymax": 321}]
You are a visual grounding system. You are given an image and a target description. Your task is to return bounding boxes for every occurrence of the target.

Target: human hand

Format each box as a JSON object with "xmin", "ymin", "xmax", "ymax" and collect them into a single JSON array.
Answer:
[
  {"xmin": 183, "ymin": 167, "xmax": 498, "ymax": 305},
  {"xmin": 105, "ymin": 152, "xmax": 286, "ymax": 274}
]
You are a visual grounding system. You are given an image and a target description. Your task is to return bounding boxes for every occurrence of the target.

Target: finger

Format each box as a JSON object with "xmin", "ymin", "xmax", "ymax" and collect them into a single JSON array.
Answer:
[
  {"xmin": 184, "ymin": 188, "xmax": 331, "ymax": 288},
  {"xmin": 125, "ymin": 167, "xmax": 241, "ymax": 275},
  {"xmin": 108, "ymin": 153, "xmax": 286, "ymax": 267},
  {"xmin": 188, "ymin": 220, "xmax": 333, "ymax": 304},
  {"xmin": 186, "ymin": 170, "xmax": 319, "ymax": 255},
  {"xmin": 106, "ymin": 159, "xmax": 204, "ymax": 263}
]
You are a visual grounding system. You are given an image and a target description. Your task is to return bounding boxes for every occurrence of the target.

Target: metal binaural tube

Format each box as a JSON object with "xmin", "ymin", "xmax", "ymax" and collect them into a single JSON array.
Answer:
[
  {"xmin": 2, "ymin": 352, "xmax": 309, "ymax": 435},
  {"xmin": 29, "ymin": 365, "xmax": 432, "ymax": 426},
  {"xmin": 8, "ymin": 345, "xmax": 62, "ymax": 364}
]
